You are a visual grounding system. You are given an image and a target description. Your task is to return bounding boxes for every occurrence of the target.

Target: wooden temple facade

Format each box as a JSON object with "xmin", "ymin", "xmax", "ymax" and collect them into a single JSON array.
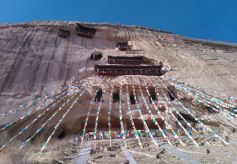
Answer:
[
  {"xmin": 58, "ymin": 26, "xmax": 70, "ymax": 38},
  {"xmin": 116, "ymin": 42, "xmax": 132, "ymax": 51},
  {"xmin": 108, "ymin": 56, "xmax": 146, "ymax": 65},
  {"xmin": 94, "ymin": 64, "xmax": 163, "ymax": 76},
  {"xmin": 75, "ymin": 23, "xmax": 97, "ymax": 38}
]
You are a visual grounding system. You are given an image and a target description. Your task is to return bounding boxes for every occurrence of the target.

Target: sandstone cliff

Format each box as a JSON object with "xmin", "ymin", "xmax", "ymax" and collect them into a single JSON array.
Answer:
[{"xmin": 0, "ymin": 21, "xmax": 237, "ymax": 116}]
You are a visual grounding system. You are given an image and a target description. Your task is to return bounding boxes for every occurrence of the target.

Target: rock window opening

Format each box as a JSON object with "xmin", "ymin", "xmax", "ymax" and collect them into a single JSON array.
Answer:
[
  {"xmin": 94, "ymin": 87, "xmax": 103, "ymax": 102},
  {"xmin": 116, "ymin": 42, "xmax": 132, "ymax": 51},
  {"xmin": 58, "ymin": 29, "xmax": 70, "ymax": 38},
  {"xmin": 168, "ymin": 92, "xmax": 175, "ymax": 101},
  {"xmin": 167, "ymin": 86, "xmax": 177, "ymax": 101},
  {"xmin": 113, "ymin": 87, "xmax": 120, "ymax": 103},
  {"xmin": 148, "ymin": 87, "xmax": 157, "ymax": 103},
  {"xmin": 177, "ymin": 113, "xmax": 197, "ymax": 127},
  {"xmin": 91, "ymin": 51, "xmax": 103, "ymax": 60},
  {"xmin": 57, "ymin": 129, "xmax": 67, "ymax": 139},
  {"xmin": 75, "ymin": 23, "xmax": 97, "ymax": 38},
  {"xmin": 130, "ymin": 92, "xmax": 136, "ymax": 104}
]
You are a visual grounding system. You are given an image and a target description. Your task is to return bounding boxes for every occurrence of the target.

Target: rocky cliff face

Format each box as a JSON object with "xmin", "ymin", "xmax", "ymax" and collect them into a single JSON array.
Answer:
[
  {"xmin": 0, "ymin": 21, "xmax": 237, "ymax": 164},
  {"xmin": 0, "ymin": 21, "xmax": 237, "ymax": 122}
]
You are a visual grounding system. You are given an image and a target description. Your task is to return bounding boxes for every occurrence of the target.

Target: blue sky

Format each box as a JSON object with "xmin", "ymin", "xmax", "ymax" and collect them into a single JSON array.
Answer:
[{"xmin": 0, "ymin": 0, "xmax": 237, "ymax": 43}]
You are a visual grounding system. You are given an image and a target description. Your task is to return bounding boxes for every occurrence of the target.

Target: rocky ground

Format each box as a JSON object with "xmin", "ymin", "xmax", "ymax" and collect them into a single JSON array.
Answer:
[{"xmin": 1, "ymin": 132, "xmax": 237, "ymax": 164}]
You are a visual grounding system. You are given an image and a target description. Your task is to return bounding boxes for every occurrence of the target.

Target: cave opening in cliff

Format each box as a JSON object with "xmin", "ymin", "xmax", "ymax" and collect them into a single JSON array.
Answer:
[
  {"xmin": 116, "ymin": 41, "xmax": 132, "ymax": 51},
  {"xmin": 94, "ymin": 87, "xmax": 103, "ymax": 102},
  {"xmin": 58, "ymin": 28, "xmax": 70, "ymax": 38},
  {"xmin": 57, "ymin": 129, "xmax": 67, "ymax": 139},
  {"xmin": 169, "ymin": 92, "xmax": 175, "ymax": 101},
  {"xmin": 91, "ymin": 51, "xmax": 103, "ymax": 60},
  {"xmin": 130, "ymin": 92, "xmax": 136, "ymax": 104},
  {"xmin": 206, "ymin": 106, "xmax": 219, "ymax": 113},
  {"xmin": 75, "ymin": 23, "xmax": 97, "ymax": 38},
  {"xmin": 148, "ymin": 86, "xmax": 157, "ymax": 103},
  {"xmin": 167, "ymin": 86, "xmax": 178, "ymax": 101},
  {"xmin": 177, "ymin": 112, "xmax": 197, "ymax": 128},
  {"xmin": 113, "ymin": 87, "xmax": 120, "ymax": 103}
]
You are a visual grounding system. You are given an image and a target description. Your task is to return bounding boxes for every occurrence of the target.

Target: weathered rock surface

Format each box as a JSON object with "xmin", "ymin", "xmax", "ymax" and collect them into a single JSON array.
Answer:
[
  {"xmin": 0, "ymin": 21, "xmax": 237, "ymax": 163},
  {"xmin": 0, "ymin": 21, "xmax": 237, "ymax": 137},
  {"xmin": 0, "ymin": 21, "xmax": 236, "ymax": 100}
]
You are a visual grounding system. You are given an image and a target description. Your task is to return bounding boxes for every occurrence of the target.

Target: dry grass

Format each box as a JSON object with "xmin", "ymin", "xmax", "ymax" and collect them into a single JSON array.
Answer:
[{"xmin": 0, "ymin": 135, "xmax": 79, "ymax": 164}]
